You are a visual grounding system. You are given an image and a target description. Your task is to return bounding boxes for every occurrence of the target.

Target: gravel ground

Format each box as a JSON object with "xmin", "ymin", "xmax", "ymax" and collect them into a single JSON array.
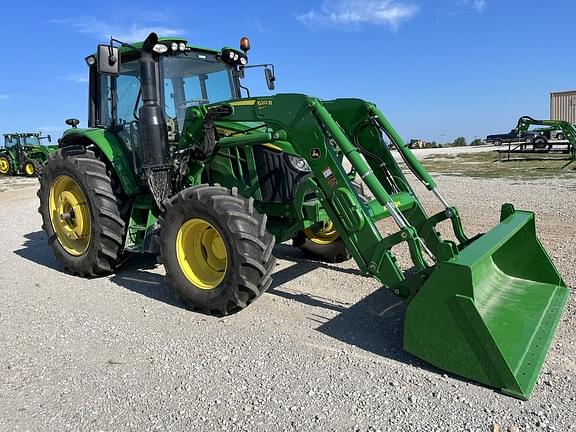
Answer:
[{"xmin": 0, "ymin": 167, "xmax": 574, "ymax": 432}]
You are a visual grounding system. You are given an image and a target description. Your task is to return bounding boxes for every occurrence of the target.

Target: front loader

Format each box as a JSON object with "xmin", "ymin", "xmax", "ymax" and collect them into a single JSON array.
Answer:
[{"xmin": 38, "ymin": 33, "xmax": 568, "ymax": 400}]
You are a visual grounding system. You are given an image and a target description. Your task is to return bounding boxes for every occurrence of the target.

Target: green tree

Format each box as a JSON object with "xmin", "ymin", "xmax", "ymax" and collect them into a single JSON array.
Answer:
[
  {"xmin": 470, "ymin": 138, "xmax": 484, "ymax": 146},
  {"xmin": 452, "ymin": 136, "xmax": 467, "ymax": 147}
]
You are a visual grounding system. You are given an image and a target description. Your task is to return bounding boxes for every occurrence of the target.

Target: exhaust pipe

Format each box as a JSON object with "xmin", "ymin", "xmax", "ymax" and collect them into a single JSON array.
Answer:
[{"xmin": 138, "ymin": 33, "xmax": 172, "ymax": 205}]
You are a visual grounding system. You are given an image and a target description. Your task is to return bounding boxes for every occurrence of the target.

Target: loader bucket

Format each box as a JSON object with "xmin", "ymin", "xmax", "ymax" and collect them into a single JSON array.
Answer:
[{"xmin": 404, "ymin": 205, "xmax": 569, "ymax": 399}]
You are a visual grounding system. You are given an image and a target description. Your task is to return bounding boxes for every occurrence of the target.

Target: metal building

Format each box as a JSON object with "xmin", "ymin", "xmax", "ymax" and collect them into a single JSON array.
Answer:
[{"xmin": 550, "ymin": 90, "xmax": 576, "ymax": 123}]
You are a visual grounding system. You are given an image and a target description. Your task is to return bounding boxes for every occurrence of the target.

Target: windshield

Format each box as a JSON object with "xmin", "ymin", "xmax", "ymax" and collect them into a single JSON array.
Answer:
[
  {"xmin": 162, "ymin": 54, "xmax": 236, "ymax": 129},
  {"xmin": 101, "ymin": 52, "xmax": 237, "ymax": 132},
  {"xmin": 22, "ymin": 135, "xmax": 40, "ymax": 146}
]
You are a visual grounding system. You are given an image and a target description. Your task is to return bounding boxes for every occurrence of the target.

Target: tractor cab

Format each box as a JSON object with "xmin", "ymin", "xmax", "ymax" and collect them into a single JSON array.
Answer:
[
  {"xmin": 85, "ymin": 35, "xmax": 274, "ymax": 148},
  {"xmin": 4, "ymin": 133, "xmax": 52, "ymax": 148},
  {"xmin": 82, "ymin": 34, "xmax": 276, "ymax": 184},
  {"xmin": 87, "ymin": 40, "xmax": 237, "ymax": 129}
]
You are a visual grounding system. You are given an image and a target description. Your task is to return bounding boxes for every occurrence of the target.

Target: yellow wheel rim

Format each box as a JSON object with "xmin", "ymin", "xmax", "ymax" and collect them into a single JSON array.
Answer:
[
  {"xmin": 304, "ymin": 221, "xmax": 340, "ymax": 245},
  {"xmin": 25, "ymin": 163, "xmax": 35, "ymax": 176},
  {"xmin": 48, "ymin": 175, "xmax": 92, "ymax": 256},
  {"xmin": 176, "ymin": 218, "xmax": 228, "ymax": 290},
  {"xmin": 0, "ymin": 157, "xmax": 9, "ymax": 174}
]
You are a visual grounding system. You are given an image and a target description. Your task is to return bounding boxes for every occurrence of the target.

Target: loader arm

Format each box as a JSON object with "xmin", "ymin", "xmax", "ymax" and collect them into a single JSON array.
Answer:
[{"xmin": 221, "ymin": 94, "xmax": 469, "ymax": 297}]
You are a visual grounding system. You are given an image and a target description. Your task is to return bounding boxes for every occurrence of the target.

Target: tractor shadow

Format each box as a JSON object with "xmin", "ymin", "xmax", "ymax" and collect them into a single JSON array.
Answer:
[
  {"xmin": 14, "ymin": 235, "xmax": 448, "ymax": 377},
  {"xmin": 14, "ymin": 230, "xmax": 64, "ymax": 272},
  {"xmin": 270, "ymin": 244, "xmax": 443, "ymax": 374},
  {"xmin": 269, "ymin": 244, "xmax": 363, "ymax": 313},
  {"xmin": 14, "ymin": 230, "xmax": 188, "ymax": 310},
  {"xmin": 109, "ymin": 255, "xmax": 190, "ymax": 310}
]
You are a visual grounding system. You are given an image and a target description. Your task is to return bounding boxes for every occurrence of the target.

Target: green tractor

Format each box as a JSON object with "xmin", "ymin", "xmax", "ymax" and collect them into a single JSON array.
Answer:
[
  {"xmin": 0, "ymin": 132, "xmax": 56, "ymax": 177},
  {"xmin": 38, "ymin": 33, "xmax": 568, "ymax": 399}
]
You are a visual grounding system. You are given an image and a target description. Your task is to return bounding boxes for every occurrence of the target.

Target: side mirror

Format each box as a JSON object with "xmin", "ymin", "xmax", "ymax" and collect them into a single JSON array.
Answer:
[
  {"xmin": 65, "ymin": 118, "xmax": 80, "ymax": 128},
  {"xmin": 97, "ymin": 44, "xmax": 120, "ymax": 76},
  {"xmin": 47, "ymin": 135, "xmax": 52, "ymax": 143},
  {"xmin": 265, "ymin": 67, "xmax": 275, "ymax": 91}
]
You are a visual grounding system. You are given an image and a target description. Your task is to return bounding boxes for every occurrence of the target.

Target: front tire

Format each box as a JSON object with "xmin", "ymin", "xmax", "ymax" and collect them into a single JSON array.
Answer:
[
  {"xmin": 38, "ymin": 146, "xmax": 126, "ymax": 276},
  {"xmin": 23, "ymin": 159, "xmax": 42, "ymax": 177},
  {"xmin": 158, "ymin": 185, "xmax": 276, "ymax": 315}
]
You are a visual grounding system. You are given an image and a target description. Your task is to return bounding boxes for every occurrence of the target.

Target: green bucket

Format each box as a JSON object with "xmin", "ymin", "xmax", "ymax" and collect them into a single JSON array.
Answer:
[{"xmin": 404, "ymin": 205, "xmax": 569, "ymax": 399}]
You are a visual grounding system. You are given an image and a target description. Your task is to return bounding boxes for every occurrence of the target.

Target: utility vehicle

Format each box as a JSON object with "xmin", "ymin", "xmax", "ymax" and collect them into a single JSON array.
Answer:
[{"xmin": 0, "ymin": 132, "xmax": 56, "ymax": 176}]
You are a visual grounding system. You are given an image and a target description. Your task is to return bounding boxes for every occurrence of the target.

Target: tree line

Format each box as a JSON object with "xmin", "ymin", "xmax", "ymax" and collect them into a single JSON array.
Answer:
[{"xmin": 412, "ymin": 137, "xmax": 485, "ymax": 148}]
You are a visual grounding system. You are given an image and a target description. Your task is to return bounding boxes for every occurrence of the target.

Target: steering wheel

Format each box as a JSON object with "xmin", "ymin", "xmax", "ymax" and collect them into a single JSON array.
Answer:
[{"xmin": 178, "ymin": 99, "xmax": 209, "ymax": 109}]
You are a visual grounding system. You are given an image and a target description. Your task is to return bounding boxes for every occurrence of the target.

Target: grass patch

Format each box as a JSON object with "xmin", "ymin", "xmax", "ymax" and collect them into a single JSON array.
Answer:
[{"xmin": 422, "ymin": 151, "xmax": 576, "ymax": 180}]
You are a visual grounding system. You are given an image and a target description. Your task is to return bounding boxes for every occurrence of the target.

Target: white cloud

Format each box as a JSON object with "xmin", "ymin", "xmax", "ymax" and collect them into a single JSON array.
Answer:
[
  {"xmin": 63, "ymin": 73, "xmax": 89, "ymax": 83},
  {"xmin": 297, "ymin": 0, "xmax": 418, "ymax": 31},
  {"xmin": 51, "ymin": 16, "xmax": 183, "ymax": 42},
  {"xmin": 454, "ymin": 0, "xmax": 487, "ymax": 13},
  {"xmin": 473, "ymin": 0, "xmax": 486, "ymax": 12},
  {"xmin": 0, "ymin": 94, "xmax": 11, "ymax": 100},
  {"xmin": 244, "ymin": 18, "xmax": 267, "ymax": 35}
]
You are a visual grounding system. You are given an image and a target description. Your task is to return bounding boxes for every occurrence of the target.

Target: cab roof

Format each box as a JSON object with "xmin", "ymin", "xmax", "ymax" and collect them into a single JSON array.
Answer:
[
  {"xmin": 3, "ymin": 132, "xmax": 41, "ymax": 137},
  {"xmin": 95, "ymin": 37, "xmax": 221, "ymax": 57}
]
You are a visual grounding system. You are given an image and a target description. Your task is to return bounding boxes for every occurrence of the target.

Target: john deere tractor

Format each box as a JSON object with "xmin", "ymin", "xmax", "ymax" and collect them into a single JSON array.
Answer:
[
  {"xmin": 0, "ymin": 132, "xmax": 56, "ymax": 177},
  {"xmin": 38, "ymin": 33, "xmax": 568, "ymax": 399}
]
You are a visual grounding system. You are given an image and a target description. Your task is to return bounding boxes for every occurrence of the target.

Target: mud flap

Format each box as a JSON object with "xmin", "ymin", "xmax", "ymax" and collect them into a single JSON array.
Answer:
[{"xmin": 404, "ymin": 205, "xmax": 569, "ymax": 399}]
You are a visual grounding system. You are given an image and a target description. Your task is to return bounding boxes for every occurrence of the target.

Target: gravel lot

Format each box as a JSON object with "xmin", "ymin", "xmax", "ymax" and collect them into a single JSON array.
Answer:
[{"xmin": 0, "ymin": 161, "xmax": 574, "ymax": 431}]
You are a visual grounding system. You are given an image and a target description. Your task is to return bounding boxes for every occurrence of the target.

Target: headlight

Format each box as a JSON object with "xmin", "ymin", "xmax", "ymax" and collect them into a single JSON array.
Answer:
[
  {"xmin": 85, "ymin": 55, "xmax": 97, "ymax": 66},
  {"xmin": 152, "ymin": 44, "xmax": 168, "ymax": 54},
  {"xmin": 179, "ymin": 42, "xmax": 186, "ymax": 51},
  {"xmin": 229, "ymin": 51, "xmax": 235, "ymax": 59},
  {"xmin": 171, "ymin": 42, "xmax": 179, "ymax": 51},
  {"xmin": 287, "ymin": 155, "xmax": 311, "ymax": 172},
  {"xmin": 240, "ymin": 57, "xmax": 247, "ymax": 65}
]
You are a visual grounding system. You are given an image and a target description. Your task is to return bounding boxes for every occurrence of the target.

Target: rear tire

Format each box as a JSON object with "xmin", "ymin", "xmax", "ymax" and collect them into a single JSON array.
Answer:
[
  {"xmin": 23, "ymin": 159, "xmax": 42, "ymax": 177},
  {"xmin": 38, "ymin": 146, "xmax": 127, "ymax": 277},
  {"xmin": 534, "ymin": 137, "xmax": 548, "ymax": 150},
  {"xmin": 158, "ymin": 185, "xmax": 276, "ymax": 315},
  {"xmin": 494, "ymin": 139, "xmax": 502, "ymax": 146},
  {"xmin": 0, "ymin": 155, "xmax": 13, "ymax": 176},
  {"xmin": 293, "ymin": 222, "xmax": 351, "ymax": 263}
]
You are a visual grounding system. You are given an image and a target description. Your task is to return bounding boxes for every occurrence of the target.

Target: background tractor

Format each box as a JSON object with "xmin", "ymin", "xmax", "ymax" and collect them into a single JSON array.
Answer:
[
  {"xmin": 38, "ymin": 33, "xmax": 568, "ymax": 399},
  {"xmin": 0, "ymin": 132, "xmax": 56, "ymax": 176}
]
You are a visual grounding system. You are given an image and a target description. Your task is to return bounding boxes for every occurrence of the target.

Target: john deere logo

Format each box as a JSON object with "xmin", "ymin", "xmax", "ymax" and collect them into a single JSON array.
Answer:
[{"xmin": 310, "ymin": 148, "xmax": 321, "ymax": 160}]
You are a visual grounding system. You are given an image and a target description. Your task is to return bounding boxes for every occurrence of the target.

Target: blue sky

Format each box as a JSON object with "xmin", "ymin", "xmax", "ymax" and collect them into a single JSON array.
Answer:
[{"xmin": 0, "ymin": 0, "xmax": 574, "ymax": 143}]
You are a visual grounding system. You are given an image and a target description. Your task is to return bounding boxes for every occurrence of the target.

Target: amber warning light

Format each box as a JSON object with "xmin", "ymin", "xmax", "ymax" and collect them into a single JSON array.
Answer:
[{"xmin": 240, "ymin": 37, "xmax": 251, "ymax": 53}]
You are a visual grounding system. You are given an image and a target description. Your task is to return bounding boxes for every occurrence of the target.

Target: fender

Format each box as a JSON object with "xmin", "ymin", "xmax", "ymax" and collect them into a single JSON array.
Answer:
[{"xmin": 60, "ymin": 128, "xmax": 140, "ymax": 195}]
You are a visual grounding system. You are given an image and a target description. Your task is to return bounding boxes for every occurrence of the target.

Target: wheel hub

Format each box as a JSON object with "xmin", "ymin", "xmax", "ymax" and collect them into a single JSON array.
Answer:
[
  {"xmin": 48, "ymin": 175, "xmax": 92, "ymax": 256},
  {"xmin": 25, "ymin": 163, "xmax": 34, "ymax": 175},
  {"xmin": 176, "ymin": 219, "xmax": 228, "ymax": 289},
  {"xmin": 304, "ymin": 221, "xmax": 339, "ymax": 245},
  {"xmin": 0, "ymin": 158, "xmax": 9, "ymax": 174}
]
